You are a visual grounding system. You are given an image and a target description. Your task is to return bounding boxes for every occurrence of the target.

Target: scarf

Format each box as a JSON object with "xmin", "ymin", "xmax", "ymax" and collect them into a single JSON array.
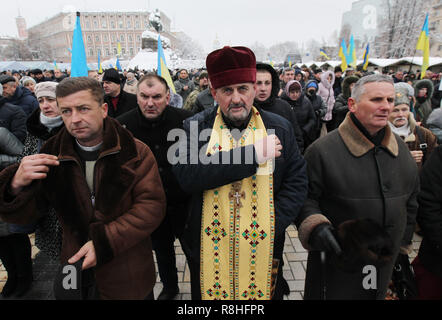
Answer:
[
  {"xmin": 39, "ymin": 113, "xmax": 63, "ymax": 131},
  {"xmin": 388, "ymin": 122, "xmax": 411, "ymax": 139},
  {"xmin": 200, "ymin": 107, "xmax": 275, "ymax": 300}
]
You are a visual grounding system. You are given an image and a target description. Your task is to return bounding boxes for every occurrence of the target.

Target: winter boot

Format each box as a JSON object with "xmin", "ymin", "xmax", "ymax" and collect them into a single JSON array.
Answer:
[
  {"xmin": 9, "ymin": 234, "xmax": 33, "ymax": 298},
  {"xmin": 0, "ymin": 236, "xmax": 18, "ymax": 298}
]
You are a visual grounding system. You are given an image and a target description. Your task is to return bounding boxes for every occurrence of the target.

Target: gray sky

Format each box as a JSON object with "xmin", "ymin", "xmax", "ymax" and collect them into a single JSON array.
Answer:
[{"xmin": 2, "ymin": 0, "xmax": 356, "ymax": 53}]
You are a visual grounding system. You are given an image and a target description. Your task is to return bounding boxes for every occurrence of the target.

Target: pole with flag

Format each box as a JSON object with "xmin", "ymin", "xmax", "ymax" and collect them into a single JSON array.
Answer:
[
  {"xmin": 347, "ymin": 35, "xmax": 357, "ymax": 68},
  {"xmin": 98, "ymin": 51, "xmax": 103, "ymax": 73},
  {"xmin": 319, "ymin": 48, "xmax": 331, "ymax": 60},
  {"xmin": 416, "ymin": 13, "xmax": 430, "ymax": 79},
  {"xmin": 70, "ymin": 12, "xmax": 89, "ymax": 77},
  {"xmin": 157, "ymin": 35, "xmax": 176, "ymax": 93},
  {"xmin": 362, "ymin": 43, "xmax": 370, "ymax": 71},
  {"xmin": 339, "ymin": 39, "xmax": 348, "ymax": 72}
]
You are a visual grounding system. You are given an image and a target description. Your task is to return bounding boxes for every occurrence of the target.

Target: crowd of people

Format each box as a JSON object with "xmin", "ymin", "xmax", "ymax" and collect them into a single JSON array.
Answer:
[{"xmin": 0, "ymin": 46, "xmax": 441, "ymax": 300}]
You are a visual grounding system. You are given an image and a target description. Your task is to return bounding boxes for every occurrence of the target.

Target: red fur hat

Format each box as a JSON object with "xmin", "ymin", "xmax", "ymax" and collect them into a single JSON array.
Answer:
[{"xmin": 206, "ymin": 46, "xmax": 256, "ymax": 89}]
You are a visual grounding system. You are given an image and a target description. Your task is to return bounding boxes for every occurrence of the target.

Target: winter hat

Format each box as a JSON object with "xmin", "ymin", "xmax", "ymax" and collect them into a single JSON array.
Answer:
[
  {"xmin": 32, "ymin": 69, "xmax": 43, "ymax": 75},
  {"xmin": 335, "ymin": 66, "xmax": 343, "ymax": 73},
  {"xmin": 394, "ymin": 82, "xmax": 414, "ymax": 98},
  {"xmin": 0, "ymin": 75, "xmax": 16, "ymax": 85},
  {"xmin": 285, "ymin": 80, "xmax": 302, "ymax": 96},
  {"xmin": 306, "ymin": 81, "xmax": 318, "ymax": 90},
  {"xmin": 206, "ymin": 46, "xmax": 256, "ymax": 89},
  {"xmin": 394, "ymin": 87, "xmax": 411, "ymax": 107},
  {"xmin": 102, "ymin": 68, "xmax": 121, "ymax": 84},
  {"xmin": 35, "ymin": 81, "xmax": 58, "ymax": 99}
]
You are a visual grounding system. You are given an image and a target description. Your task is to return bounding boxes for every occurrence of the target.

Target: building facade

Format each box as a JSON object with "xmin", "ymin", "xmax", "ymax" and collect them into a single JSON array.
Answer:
[
  {"xmin": 27, "ymin": 10, "xmax": 176, "ymax": 63},
  {"xmin": 430, "ymin": 0, "xmax": 442, "ymax": 57}
]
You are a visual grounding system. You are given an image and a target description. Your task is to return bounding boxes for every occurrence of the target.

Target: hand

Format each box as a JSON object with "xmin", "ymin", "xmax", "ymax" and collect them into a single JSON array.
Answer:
[
  {"xmin": 69, "ymin": 241, "xmax": 97, "ymax": 270},
  {"xmin": 309, "ymin": 223, "xmax": 342, "ymax": 256},
  {"xmin": 10, "ymin": 154, "xmax": 59, "ymax": 195},
  {"xmin": 183, "ymin": 85, "xmax": 189, "ymax": 91},
  {"xmin": 254, "ymin": 135, "xmax": 283, "ymax": 164},
  {"xmin": 410, "ymin": 150, "xmax": 424, "ymax": 164}
]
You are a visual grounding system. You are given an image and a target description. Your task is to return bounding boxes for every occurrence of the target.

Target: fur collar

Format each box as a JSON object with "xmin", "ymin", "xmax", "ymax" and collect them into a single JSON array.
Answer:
[{"xmin": 338, "ymin": 113, "xmax": 399, "ymax": 158}]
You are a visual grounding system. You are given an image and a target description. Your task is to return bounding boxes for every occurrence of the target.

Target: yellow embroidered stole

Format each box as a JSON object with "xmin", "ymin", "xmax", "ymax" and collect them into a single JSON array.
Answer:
[{"xmin": 201, "ymin": 107, "xmax": 275, "ymax": 300}]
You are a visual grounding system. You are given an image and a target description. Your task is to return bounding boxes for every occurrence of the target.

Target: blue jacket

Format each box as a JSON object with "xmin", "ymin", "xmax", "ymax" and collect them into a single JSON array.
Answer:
[{"xmin": 6, "ymin": 86, "xmax": 39, "ymax": 117}]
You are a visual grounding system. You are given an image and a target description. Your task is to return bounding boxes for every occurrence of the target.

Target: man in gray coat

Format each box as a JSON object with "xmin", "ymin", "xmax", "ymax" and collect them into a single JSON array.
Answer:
[{"xmin": 296, "ymin": 74, "xmax": 419, "ymax": 300}]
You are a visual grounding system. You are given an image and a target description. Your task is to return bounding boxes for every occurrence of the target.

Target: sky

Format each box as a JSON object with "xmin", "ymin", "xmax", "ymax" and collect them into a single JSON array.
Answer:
[{"xmin": 1, "ymin": 0, "xmax": 357, "ymax": 53}]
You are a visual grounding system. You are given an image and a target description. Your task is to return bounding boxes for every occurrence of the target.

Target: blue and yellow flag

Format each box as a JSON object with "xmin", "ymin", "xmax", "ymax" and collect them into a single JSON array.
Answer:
[
  {"xmin": 54, "ymin": 60, "xmax": 59, "ymax": 70},
  {"xmin": 116, "ymin": 57, "xmax": 122, "ymax": 71},
  {"xmin": 70, "ymin": 12, "xmax": 88, "ymax": 77},
  {"xmin": 347, "ymin": 35, "xmax": 357, "ymax": 68},
  {"xmin": 157, "ymin": 35, "xmax": 176, "ymax": 93},
  {"xmin": 98, "ymin": 51, "xmax": 103, "ymax": 73},
  {"xmin": 416, "ymin": 14, "xmax": 430, "ymax": 79},
  {"xmin": 339, "ymin": 39, "xmax": 348, "ymax": 72},
  {"xmin": 319, "ymin": 49, "xmax": 330, "ymax": 60},
  {"xmin": 117, "ymin": 42, "xmax": 122, "ymax": 57},
  {"xmin": 362, "ymin": 44, "xmax": 370, "ymax": 71}
]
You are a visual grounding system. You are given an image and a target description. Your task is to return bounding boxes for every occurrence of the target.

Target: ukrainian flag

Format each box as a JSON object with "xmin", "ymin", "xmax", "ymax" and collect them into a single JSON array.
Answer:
[
  {"xmin": 319, "ymin": 49, "xmax": 330, "ymax": 60},
  {"xmin": 116, "ymin": 57, "xmax": 122, "ymax": 71},
  {"xmin": 70, "ymin": 12, "xmax": 89, "ymax": 77},
  {"xmin": 98, "ymin": 51, "xmax": 103, "ymax": 73},
  {"xmin": 416, "ymin": 14, "xmax": 430, "ymax": 79},
  {"xmin": 347, "ymin": 35, "xmax": 357, "ymax": 68},
  {"xmin": 157, "ymin": 36, "xmax": 176, "ymax": 93},
  {"xmin": 54, "ymin": 60, "xmax": 59, "ymax": 70},
  {"xmin": 362, "ymin": 44, "xmax": 370, "ymax": 71},
  {"xmin": 339, "ymin": 39, "xmax": 348, "ymax": 72}
]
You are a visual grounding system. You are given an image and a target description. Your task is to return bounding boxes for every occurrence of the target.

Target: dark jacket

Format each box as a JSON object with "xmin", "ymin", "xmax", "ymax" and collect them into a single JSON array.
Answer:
[
  {"xmin": 414, "ymin": 79, "xmax": 434, "ymax": 126},
  {"xmin": 192, "ymin": 88, "xmax": 216, "ymax": 114},
  {"xmin": 172, "ymin": 107, "xmax": 308, "ymax": 298},
  {"xmin": 431, "ymin": 80, "xmax": 441, "ymax": 110},
  {"xmin": 5, "ymin": 85, "xmax": 39, "ymax": 117},
  {"xmin": 305, "ymin": 80, "xmax": 327, "ymax": 141},
  {"xmin": 174, "ymin": 78, "xmax": 195, "ymax": 104},
  {"xmin": 281, "ymin": 92, "xmax": 317, "ymax": 148},
  {"xmin": 255, "ymin": 63, "xmax": 305, "ymax": 153},
  {"xmin": 417, "ymin": 145, "xmax": 442, "ymax": 278},
  {"xmin": 0, "ymin": 97, "xmax": 27, "ymax": 143},
  {"xmin": 330, "ymin": 76, "xmax": 360, "ymax": 131},
  {"xmin": 117, "ymin": 106, "xmax": 193, "ymax": 235},
  {"xmin": 0, "ymin": 117, "xmax": 166, "ymax": 299},
  {"xmin": 104, "ymin": 89, "xmax": 138, "ymax": 118},
  {"xmin": 296, "ymin": 114, "xmax": 419, "ymax": 300}
]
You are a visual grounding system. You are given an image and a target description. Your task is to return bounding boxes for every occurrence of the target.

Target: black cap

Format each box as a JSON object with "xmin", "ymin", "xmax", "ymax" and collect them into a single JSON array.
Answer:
[
  {"xmin": 0, "ymin": 75, "xmax": 16, "ymax": 85},
  {"xmin": 102, "ymin": 68, "xmax": 121, "ymax": 84}
]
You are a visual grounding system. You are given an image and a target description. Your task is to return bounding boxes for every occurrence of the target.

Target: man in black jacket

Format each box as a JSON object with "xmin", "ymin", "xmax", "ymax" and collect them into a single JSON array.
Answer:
[
  {"xmin": 102, "ymin": 69, "xmax": 138, "ymax": 118},
  {"xmin": 255, "ymin": 64, "xmax": 304, "ymax": 155},
  {"xmin": 117, "ymin": 74, "xmax": 193, "ymax": 300},
  {"xmin": 173, "ymin": 46, "xmax": 308, "ymax": 300}
]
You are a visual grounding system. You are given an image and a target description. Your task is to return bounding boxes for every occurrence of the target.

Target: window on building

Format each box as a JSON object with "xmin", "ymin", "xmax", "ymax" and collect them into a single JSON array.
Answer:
[
  {"xmin": 113, "ymin": 47, "xmax": 117, "ymax": 55},
  {"xmin": 135, "ymin": 21, "xmax": 140, "ymax": 29},
  {"xmin": 137, "ymin": 35, "xmax": 141, "ymax": 42},
  {"xmin": 97, "ymin": 48, "xmax": 102, "ymax": 56},
  {"xmin": 128, "ymin": 35, "xmax": 133, "ymax": 42},
  {"xmin": 95, "ymin": 35, "xmax": 100, "ymax": 42},
  {"xmin": 87, "ymin": 35, "xmax": 92, "ymax": 43},
  {"xmin": 111, "ymin": 21, "xmax": 116, "ymax": 29},
  {"xmin": 127, "ymin": 20, "xmax": 132, "ymax": 29},
  {"xmin": 85, "ymin": 20, "xmax": 91, "ymax": 29},
  {"xmin": 89, "ymin": 48, "xmax": 94, "ymax": 57},
  {"xmin": 93, "ymin": 20, "xmax": 98, "ymax": 29},
  {"xmin": 120, "ymin": 34, "xmax": 125, "ymax": 42},
  {"xmin": 130, "ymin": 47, "xmax": 134, "ymax": 55},
  {"xmin": 439, "ymin": 45, "xmax": 442, "ymax": 51},
  {"xmin": 122, "ymin": 48, "xmax": 126, "ymax": 54},
  {"xmin": 119, "ymin": 20, "xmax": 123, "ymax": 29},
  {"xmin": 103, "ymin": 34, "xmax": 108, "ymax": 42},
  {"xmin": 101, "ymin": 16, "xmax": 107, "ymax": 29},
  {"xmin": 112, "ymin": 34, "xmax": 116, "ymax": 42},
  {"xmin": 105, "ymin": 48, "xmax": 110, "ymax": 56}
]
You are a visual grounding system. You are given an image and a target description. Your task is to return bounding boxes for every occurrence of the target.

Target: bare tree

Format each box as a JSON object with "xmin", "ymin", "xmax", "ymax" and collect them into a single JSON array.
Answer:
[
  {"xmin": 375, "ymin": 0, "xmax": 431, "ymax": 58},
  {"xmin": 1, "ymin": 39, "xmax": 33, "ymax": 60}
]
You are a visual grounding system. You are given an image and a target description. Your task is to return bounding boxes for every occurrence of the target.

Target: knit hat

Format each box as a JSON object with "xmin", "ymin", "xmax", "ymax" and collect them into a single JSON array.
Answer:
[
  {"xmin": 306, "ymin": 81, "xmax": 318, "ymax": 90},
  {"xmin": 206, "ymin": 46, "xmax": 256, "ymax": 89},
  {"xmin": 35, "ymin": 81, "xmax": 58, "ymax": 99},
  {"xmin": 335, "ymin": 66, "xmax": 343, "ymax": 73},
  {"xmin": 285, "ymin": 80, "xmax": 302, "ymax": 96},
  {"xmin": 102, "ymin": 68, "xmax": 121, "ymax": 84},
  {"xmin": 0, "ymin": 75, "xmax": 16, "ymax": 85},
  {"xmin": 394, "ymin": 87, "xmax": 411, "ymax": 107}
]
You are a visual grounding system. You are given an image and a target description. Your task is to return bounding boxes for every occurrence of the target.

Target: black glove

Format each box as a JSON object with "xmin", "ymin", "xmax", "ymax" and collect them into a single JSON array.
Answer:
[{"xmin": 308, "ymin": 223, "xmax": 343, "ymax": 256}]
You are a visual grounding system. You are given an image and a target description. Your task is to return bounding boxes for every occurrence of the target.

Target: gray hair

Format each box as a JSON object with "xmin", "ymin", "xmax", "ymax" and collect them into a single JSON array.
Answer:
[
  {"xmin": 21, "ymin": 76, "xmax": 36, "ymax": 86},
  {"xmin": 351, "ymin": 74, "xmax": 394, "ymax": 102}
]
